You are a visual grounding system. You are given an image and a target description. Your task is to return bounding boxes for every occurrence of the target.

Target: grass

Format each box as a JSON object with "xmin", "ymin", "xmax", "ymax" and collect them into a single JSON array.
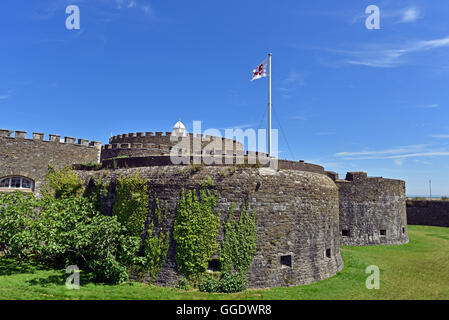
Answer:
[{"xmin": 0, "ymin": 225, "xmax": 448, "ymax": 300}]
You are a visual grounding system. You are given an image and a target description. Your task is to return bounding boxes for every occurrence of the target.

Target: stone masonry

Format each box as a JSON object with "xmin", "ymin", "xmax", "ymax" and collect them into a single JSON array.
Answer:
[{"xmin": 0, "ymin": 130, "xmax": 100, "ymax": 196}]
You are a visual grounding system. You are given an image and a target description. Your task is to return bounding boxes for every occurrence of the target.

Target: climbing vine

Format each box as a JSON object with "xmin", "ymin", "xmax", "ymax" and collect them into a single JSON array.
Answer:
[
  {"xmin": 173, "ymin": 189, "xmax": 221, "ymax": 282},
  {"xmin": 220, "ymin": 202, "xmax": 257, "ymax": 276},
  {"xmin": 112, "ymin": 174, "xmax": 169, "ymax": 283},
  {"xmin": 113, "ymin": 174, "xmax": 148, "ymax": 237},
  {"xmin": 138, "ymin": 194, "xmax": 170, "ymax": 283}
]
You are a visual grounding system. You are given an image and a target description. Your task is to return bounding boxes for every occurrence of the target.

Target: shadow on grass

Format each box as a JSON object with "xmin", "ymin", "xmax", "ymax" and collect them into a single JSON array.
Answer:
[
  {"xmin": 27, "ymin": 270, "xmax": 98, "ymax": 287},
  {"xmin": 0, "ymin": 256, "xmax": 44, "ymax": 276}
]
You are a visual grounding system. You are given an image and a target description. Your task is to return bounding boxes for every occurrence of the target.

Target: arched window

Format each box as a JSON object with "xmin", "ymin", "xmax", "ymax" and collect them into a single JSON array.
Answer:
[{"xmin": 0, "ymin": 176, "xmax": 34, "ymax": 190}]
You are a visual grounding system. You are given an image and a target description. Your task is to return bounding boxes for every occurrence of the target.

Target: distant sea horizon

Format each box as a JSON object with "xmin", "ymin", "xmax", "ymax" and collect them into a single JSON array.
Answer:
[{"xmin": 407, "ymin": 195, "xmax": 447, "ymax": 199}]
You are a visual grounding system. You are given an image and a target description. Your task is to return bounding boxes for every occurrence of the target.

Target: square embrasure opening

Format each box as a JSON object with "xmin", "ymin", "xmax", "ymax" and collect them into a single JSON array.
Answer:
[
  {"xmin": 207, "ymin": 258, "xmax": 220, "ymax": 272},
  {"xmin": 342, "ymin": 229, "xmax": 350, "ymax": 237},
  {"xmin": 380, "ymin": 229, "xmax": 387, "ymax": 236},
  {"xmin": 280, "ymin": 254, "xmax": 292, "ymax": 268}
]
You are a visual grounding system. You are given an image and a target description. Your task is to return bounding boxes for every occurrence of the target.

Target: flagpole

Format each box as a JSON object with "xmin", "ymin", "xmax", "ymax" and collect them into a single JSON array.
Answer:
[{"xmin": 268, "ymin": 53, "xmax": 272, "ymax": 157}]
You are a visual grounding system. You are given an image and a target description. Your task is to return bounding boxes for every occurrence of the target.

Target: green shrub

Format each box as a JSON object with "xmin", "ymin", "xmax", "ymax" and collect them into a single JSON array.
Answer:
[
  {"xmin": 0, "ymin": 192, "xmax": 40, "ymax": 261},
  {"xmin": 199, "ymin": 274, "xmax": 221, "ymax": 293},
  {"xmin": 0, "ymin": 192, "xmax": 140, "ymax": 284},
  {"xmin": 218, "ymin": 273, "xmax": 248, "ymax": 293},
  {"xmin": 173, "ymin": 189, "xmax": 221, "ymax": 282},
  {"xmin": 176, "ymin": 277, "xmax": 192, "ymax": 290},
  {"xmin": 43, "ymin": 166, "xmax": 85, "ymax": 199}
]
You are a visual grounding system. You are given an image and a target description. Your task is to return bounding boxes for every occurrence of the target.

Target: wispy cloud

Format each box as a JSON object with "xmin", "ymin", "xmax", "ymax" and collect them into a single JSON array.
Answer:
[
  {"xmin": 278, "ymin": 71, "xmax": 305, "ymax": 98},
  {"xmin": 115, "ymin": 0, "xmax": 155, "ymax": 17},
  {"xmin": 33, "ymin": 0, "xmax": 157, "ymax": 21},
  {"xmin": 417, "ymin": 103, "xmax": 439, "ymax": 109},
  {"xmin": 398, "ymin": 7, "xmax": 421, "ymax": 23},
  {"xmin": 0, "ymin": 90, "xmax": 12, "ymax": 100},
  {"xmin": 429, "ymin": 134, "xmax": 449, "ymax": 139},
  {"xmin": 350, "ymin": 6, "xmax": 422, "ymax": 25},
  {"xmin": 335, "ymin": 144, "xmax": 449, "ymax": 160},
  {"xmin": 321, "ymin": 35, "xmax": 449, "ymax": 68},
  {"xmin": 219, "ymin": 123, "xmax": 258, "ymax": 130}
]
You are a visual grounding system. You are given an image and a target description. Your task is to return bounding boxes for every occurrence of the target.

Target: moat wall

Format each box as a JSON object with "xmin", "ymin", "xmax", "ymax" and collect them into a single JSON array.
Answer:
[
  {"xmin": 76, "ymin": 166, "xmax": 344, "ymax": 289},
  {"xmin": 406, "ymin": 200, "xmax": 449, "ymax": 227},
  {"xmin": 0, "ymin": 130, "xmax": 101, "ymax": 195},
  {"xmin": 331, "ymin": 172, "xmax": 409, "ymax": 246}
]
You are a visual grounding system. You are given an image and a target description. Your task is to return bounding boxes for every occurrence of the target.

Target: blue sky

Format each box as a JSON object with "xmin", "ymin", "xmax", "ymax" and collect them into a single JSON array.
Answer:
[{"xmin": 1, "ymin": 0, "xmax": 449, "ymax": 196}]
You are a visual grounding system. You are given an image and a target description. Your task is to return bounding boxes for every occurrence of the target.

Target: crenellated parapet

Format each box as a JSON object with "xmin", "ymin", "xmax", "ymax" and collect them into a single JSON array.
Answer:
[
  {"xmin": 103, "ymin": 131, "xmax": 244, "ymax": 161},
  {"xmin": 0, "ymin": 129, "xmax": 101, "ymax": 196},
  {"xmin": 0, "ymin": 129, "xmax": 101, "ymax": 148}
]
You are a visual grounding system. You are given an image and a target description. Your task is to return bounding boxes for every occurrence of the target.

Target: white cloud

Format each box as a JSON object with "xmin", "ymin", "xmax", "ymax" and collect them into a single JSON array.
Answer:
[
  {"xmin": 330, "ymin": 35, "xmax": 449, "ymax": 68},
  {"xmin": 0, "ymin": 90, "xmax": 12, "ymax": 100},
  {"xmin": 398, "ymin": 7, "xmax": 421, "ymax": 23},
  {"xmin": 127, "ymin": 0, "xmax": 136, "ymax": 9},
  {"xmin": 335, "ymin": 144, "xmax": 429, "ymax": 157},
  {"xmin": 417, "ymin": 104, "xmax": 439, "ymax": 109},
  {"xmin": 430, "ymin": 134, "xmax": 449, "ymax": 139},
  {"xmin": 335, "ymin": 144, "xmax": 449, "ymax": 160}
]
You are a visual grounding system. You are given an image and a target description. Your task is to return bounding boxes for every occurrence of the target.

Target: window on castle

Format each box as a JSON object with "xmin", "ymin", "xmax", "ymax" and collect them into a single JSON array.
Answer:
[
  {"xmin": 280, "ymin": 255, "xmax": 292, "ymax": 268},
  {"xmin": 380, "ymin": 229, "xmax": 387, "ymax": 236},
  {"xmin": 342, "ymin": 229, "xmax": 350, "ymax": 237},
  {"xmin": 402, "ymin": 227, "xmax": 405, "ymax": 234},
  {"xmin": 207, "ymin": 259, "xmax": 220, "ymax": 272},
  {"xmin": 326, "ymin": 249, "xmax": 331, "ymax": 258},
  {"xmin": 0, "ymin": 177, "xmax": 34, "ymax": 190}
]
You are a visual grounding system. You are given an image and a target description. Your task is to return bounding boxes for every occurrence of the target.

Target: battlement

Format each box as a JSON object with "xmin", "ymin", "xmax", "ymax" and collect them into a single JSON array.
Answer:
[
  {"xmin": 0, "ymin": 129, "xmax": 101, "ymax": 148},
  {"xmin": 109, "ymin": 131, "xmax": 242, "ymax": 145}
]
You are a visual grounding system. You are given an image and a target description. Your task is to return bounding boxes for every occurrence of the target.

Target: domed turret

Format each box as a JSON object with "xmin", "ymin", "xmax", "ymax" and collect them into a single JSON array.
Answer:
[{"xmin": 173, "ymin": 120, "xmax": 186, "ymax": 137}]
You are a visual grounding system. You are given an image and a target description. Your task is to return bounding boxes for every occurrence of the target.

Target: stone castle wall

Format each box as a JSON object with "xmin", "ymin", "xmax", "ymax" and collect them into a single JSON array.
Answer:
[
  {"xmin": 76, "ymin": 166, "xmax": 344, "ymax": 289},
  {"xmin": 330, "ymin": 172, "xmax": 409, "ymax": 246},
  {"xmin": 102, "ymin": 132, "xmax": 245, "ymax": 160},
  {"xmin": 0, "ymin": 129, "xmax": 101, "ymax": 195},
  {"xmin": 406, "ymin": 200, "xmax": 449, "ymax": 227}
]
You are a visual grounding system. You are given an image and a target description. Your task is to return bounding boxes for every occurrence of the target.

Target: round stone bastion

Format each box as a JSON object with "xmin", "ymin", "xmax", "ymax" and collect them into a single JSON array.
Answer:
[
  {"xmin": 332, "ymin": 172, "xmax": 409, "ymax": 246},
  {"xmin": 76, "ymin": 165, "xmax": 344, "ymax": 288}
]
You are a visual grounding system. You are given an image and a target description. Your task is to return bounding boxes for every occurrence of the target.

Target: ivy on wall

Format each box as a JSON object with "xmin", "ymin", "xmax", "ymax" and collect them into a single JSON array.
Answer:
[
  {"xmin": 138, "ymin": 194, "xmax": 170, "ymax": 283},
  {"xmin": 113, "ymin": 174, "xmax": 148, "ymax": 237},
  {"xmin": 220, "ymin": 203, "xmax": 257, "ymax": 276},
  {"xmin": 112, "ymin": 174, "xmax": 169, "ymax": 283},
  {"xmin": 173, "ymin": 189, "xmax": 221, "ymax": 282}
]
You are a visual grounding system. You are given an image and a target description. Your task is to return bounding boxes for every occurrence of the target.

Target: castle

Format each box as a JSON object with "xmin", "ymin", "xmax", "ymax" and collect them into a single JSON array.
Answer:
[{"xmin": 0, "ymin": 122, "xmax": 409, "ymax": 288}]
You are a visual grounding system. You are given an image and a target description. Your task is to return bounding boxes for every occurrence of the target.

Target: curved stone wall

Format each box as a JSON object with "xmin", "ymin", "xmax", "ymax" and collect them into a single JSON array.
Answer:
[
  {"xmin": 102, "ymin": 132, "xmax": 244, "ymax": 160},
  {"xmin": 76, "ymin": 166, "xmax": 343, "ymax": 288},
  {"xmin": 334, "ymin": 172, "xmax": 409, "ymax": 246},
  {"xmin": 0, "ymin": 130, "xmax": 101, "ymax": 196}
]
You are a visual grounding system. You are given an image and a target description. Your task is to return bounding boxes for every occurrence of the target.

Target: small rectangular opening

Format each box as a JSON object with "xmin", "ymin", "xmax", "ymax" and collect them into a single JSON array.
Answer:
[
  {"xmin": 207, "ymin": 259, "xmax": 220, "ymax": 272},
  {"xmin": 326, "ymin": 249, "xmax": 331, "ymax": 258},
  {"xmin": 342, "ymin": 229, "xmax": 350, "ymax": 237},
  {"xmin": 280, "ymin": 255, "xmax": 292, "ymax": 268},
  {"xmin": 402, "ymin": 227, "xmax": 405, "ymax": 234},
  {"xmin": 380, "ymin": 229, "xmax": 387, "ymax": 236}
]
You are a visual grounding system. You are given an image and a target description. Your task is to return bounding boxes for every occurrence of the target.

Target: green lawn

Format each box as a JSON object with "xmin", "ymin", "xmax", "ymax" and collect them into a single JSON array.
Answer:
[{"xmin": 1, "ymin": 225, "xmax": 448, "ymax": 300}]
